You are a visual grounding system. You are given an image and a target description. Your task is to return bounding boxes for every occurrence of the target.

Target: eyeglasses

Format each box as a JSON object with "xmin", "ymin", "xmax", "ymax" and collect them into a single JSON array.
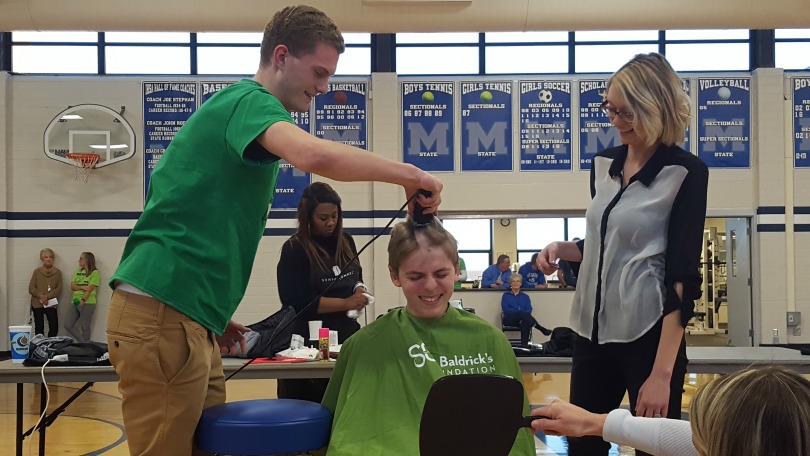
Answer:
[{"xmin": 600, "ymin": 101, "xmax": 635, "ymax": 122}]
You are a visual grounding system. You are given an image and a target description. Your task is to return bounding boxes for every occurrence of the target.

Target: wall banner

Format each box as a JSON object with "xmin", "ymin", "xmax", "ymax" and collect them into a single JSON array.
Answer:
[
  {"xmin": 314, "ymin": 81, "xmax": 368, "ymax": 150},
  {"xmin": 401, "ymin": 81, "xmax": 455, "ymax": 172},
  {"xmin": 578, "ymin": 80, "xmax": 620, "ymax": 171},
  {"xmin": 518, "ymin": 80, "xmax": 572, "ymax": 171},
  {"xmin": 793, "ymin": 77, "xmax": 810, "ymax": 168},
  {"xmin": 460, "ymin": 81, "xmax": 513, "ymax": 172},
  {"xmin": 697, "ymin": 77, "xmax": 751, "ymax": 168},
  {"xmin": 143, "ymin": 81, "xmax": 197, "ymax": 202}
]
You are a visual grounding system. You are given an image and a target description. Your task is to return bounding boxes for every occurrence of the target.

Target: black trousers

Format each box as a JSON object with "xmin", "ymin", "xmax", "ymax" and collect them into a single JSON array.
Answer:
[
  {"xmin": 31, "ymin": 306, "xmax": 59, "ymax": 337},
  {"xmin": 567, "ymin": 319, "xmax": 688, "ymax": 456},
  {"xmin": 502, "ymin": 311, "xmax": 541, "ymax": 346}
]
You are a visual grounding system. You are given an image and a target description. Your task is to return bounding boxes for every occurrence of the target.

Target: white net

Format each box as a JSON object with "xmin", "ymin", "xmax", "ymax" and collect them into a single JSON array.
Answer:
[{"xmin": 66, "ymin": 153, "xmax": 99, "ymax": 183}]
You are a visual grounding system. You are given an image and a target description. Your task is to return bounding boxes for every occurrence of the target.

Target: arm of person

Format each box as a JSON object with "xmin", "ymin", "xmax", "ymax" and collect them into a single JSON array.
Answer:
[
  {"xmin": 29, "ymin": 271, "xmax": 39, "ymax": 297},
  {"xmin": 557, "ymin": 267, "xmax": 568, "ymax": 287},
  {"xmin": 70, "ymin": 279, "xmax": 82, "ymax": 292},
  {"xmin": 49, "ymin": 270, "xmax": 63, "ymax": 298},
  {"xmin": 481, "ymin": 267, "xmax": 497, "ymax": 288},
  {"xmin": 531, "ymin": 402, "xmax": 698, "ymax": 456},
  {"xmin": 277, "ymin": 240, "xmax": 324, "ymax": 316},
  {"xmin": 259, "ymin": 121, "xmax": 442, "ymax": 213},
  {"xmin": 635, "ymin": 309, "xmax": 684, "ymax": 417},
  {"xmin": 501, "ymin": 293, "xmax": 516, "ymax": 314},
  {"xmin": 537, "ymin": 241, "xmax": 583, "ymax": 274},
  {"xmin": 536, "ymin": 272, "xmax": 548, "ymax": 289}
]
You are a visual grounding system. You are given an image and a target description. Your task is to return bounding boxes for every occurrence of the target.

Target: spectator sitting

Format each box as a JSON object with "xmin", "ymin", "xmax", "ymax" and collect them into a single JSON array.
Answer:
[
  {"xmin": 502, "ymin": 274, "xmax": 552, "ymax": 347},
  {"xmin": 481, "ymin": 254, "xmax": 511, "ymax": 289},
  {"xmin": 518, "ymin": 253, "xmax": 548, "ymax": 289}
]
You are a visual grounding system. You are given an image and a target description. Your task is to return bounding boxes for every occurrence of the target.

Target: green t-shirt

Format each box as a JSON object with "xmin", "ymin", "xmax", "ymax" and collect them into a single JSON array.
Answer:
[
  {"xmin": 111, "ymin": 79, "xmax": 294, "ymax": 334},
  {"xmin": 454, "ymin": 257, "xmax": 467, "ymax": 289},
  {"xmin": 321, "ymin": 306, "xmax": 535, "ymax": 456},
  {"xmin": 72, "ymin": 269, "xmax": 100, "ymax": 304}
]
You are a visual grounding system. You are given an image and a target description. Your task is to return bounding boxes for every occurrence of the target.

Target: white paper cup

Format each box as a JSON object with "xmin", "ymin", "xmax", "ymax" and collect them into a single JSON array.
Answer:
[
  {"xmin": 308, "ymin": 320, "xmax": 323, "ymax": 341},
  {"xmin": 329, "ymin": 330, "xmax": 338, "ymax": 349},
  {"xmin": 9, "ymin": 325, "xmax": 32, "ymax": 363}
]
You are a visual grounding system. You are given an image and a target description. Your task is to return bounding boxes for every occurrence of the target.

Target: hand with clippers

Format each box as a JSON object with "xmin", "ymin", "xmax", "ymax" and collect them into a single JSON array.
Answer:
[{"xmin": 411, "ymin": 189, "xmax": 437, "ymax": 227}]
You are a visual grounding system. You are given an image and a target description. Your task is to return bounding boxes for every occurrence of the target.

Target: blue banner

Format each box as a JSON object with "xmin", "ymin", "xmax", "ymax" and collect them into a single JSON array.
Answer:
[
  {"xmin": 460, "ymin": 81, "xmax": 513, "ymax": 171},
  {"xmin": 200, "ymin": 81, "xmax": 235, "ymax": 106},
  {"xmin": 273, "ymin": 110, "xmax": 313, "ymax": 209},
  {"xmin": 519, "ymin": 81, "xmax": 572, "ymax": 171},
  {"xmin": 681, "ymin": 78, "xmax": 691, "ymax": 153},
  {"xmin": 314, "ymin": 81, "xmax": 367, "ymax": 149},
  {"xmin": 143, "ymin": 81, "xmax": 197, "ymax": 202},
  {"xmin": 793, "ymin": 77, "xmax": 810, "ymax": 168},
  {"xmin": 402, "ymin": 81, "xmax": 454, "ymax": 172},
  {"xmin": 578, "ymin": 80, "xmax": 620, "ymax": 171},
  {"xmin": 697, "ymin": 77, "xmax": 751, "ymax": 168}
]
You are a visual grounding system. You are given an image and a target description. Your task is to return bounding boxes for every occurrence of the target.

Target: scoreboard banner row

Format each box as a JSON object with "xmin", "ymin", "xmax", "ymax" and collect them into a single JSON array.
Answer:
[
  {"xmin": 143, "ymin": 74, "xmax": 810, "ymax": 209},
  {"xmin": 401, "ymin": 77, "xmax": 752, "ymax": 172}
]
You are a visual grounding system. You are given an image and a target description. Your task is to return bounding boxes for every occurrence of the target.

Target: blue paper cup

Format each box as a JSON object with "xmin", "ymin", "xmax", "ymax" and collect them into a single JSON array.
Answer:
[{"xmin": 9, "ymin": 325, "xmax": 32, "ymax": 363}]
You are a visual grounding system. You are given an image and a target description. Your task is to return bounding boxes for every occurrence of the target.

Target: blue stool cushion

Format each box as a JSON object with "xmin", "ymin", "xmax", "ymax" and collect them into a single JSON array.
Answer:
[{"xmin": 195, "ymin": 399, "xmax": 332, "ymax": 455}]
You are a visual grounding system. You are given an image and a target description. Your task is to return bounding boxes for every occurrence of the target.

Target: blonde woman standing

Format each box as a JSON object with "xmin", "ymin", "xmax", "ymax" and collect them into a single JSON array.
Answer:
[
  {"xmin": 537, "ymin": 53, "xmax": 709, "ymax": 456},
  {"xmin": 28, "ymin": 248, "xmax": 63, "ymax": 337}
]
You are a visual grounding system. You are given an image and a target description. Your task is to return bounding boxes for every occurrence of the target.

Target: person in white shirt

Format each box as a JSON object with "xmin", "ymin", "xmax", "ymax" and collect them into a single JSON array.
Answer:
[
  {"xmin": 530, "ymin": 366, "xmax": 810, "ymax": 456},
  {"xmin": 537, "ymin": 53, "xmax": 709, "ymax": 455}
]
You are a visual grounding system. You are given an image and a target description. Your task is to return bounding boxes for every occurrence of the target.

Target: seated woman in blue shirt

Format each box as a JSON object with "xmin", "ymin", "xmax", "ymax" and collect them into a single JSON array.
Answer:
[{"xmin": 501, "ymin": 274, "xmax": 551, "ymax": 346}]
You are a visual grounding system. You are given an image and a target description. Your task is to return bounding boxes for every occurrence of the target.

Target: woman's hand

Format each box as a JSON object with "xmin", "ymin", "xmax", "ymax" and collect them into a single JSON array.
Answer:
[
  {"xmin": 537, "ymin": 242, "xmax": 562, "ymax": 274},
  {"xmin": 635, "ymin": 373, "xmax": 671, "ymax": 418},
  {"xmin": 531, "ymin": 399, "xmax": 607, "ymax": 437},
  {"xmin": 38, "ymin": 294, "xmax": 47, "ymax": 304},
  {"xmin": 216, "ymin": 320, "xmax": 251, "ymax": 356},
  {"xmin": 345, "ymin": 289, "xmax": 370, "ymax": 310}
]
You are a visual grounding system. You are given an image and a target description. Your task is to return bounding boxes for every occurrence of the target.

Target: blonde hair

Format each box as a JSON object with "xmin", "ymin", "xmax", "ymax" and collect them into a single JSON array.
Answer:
[
  {"xmin": 606, "ymin": 53, "xmax": 690, "ymax": 148},
  {"xmin": 690, "ymin": 366, "xmax": 810, "ymax": 456},
  {"xmin": 40, "ymin": 248, "xmax": 55, "ymax": 259},
  {"xmin": 388, "ymin": 218, "xmax": 459, "ymax": 275}
]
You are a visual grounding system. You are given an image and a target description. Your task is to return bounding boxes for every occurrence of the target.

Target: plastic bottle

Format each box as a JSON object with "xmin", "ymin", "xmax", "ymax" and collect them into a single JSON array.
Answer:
[{"xmin": 319, "ymin": 327, "xmax": 330, "ymax": 360}]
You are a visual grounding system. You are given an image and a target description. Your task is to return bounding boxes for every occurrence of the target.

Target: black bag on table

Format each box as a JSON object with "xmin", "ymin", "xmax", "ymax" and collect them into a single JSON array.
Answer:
[
  {"xmin": 245, "ymin": 306, "xmax": 297, "ymax": 359},
  {"xmin": 23, "ymin": 335, "xmax": 110, "ymax": 366}
]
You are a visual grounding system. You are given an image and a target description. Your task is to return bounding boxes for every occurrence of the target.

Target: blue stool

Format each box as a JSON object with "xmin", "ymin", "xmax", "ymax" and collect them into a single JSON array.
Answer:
[{"xmin": 195, "ymin": 399, "xmax": 332, "ymax": 455}]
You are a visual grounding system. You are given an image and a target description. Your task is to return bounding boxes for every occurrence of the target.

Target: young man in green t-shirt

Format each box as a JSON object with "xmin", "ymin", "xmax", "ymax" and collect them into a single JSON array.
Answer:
[
  {"xmin": 322, "ymin": 219, "xmax": 535, "ymax": 455},
  {"xmin": 106, "ymin": 6, "xmax": 443, "ymax": 455}
]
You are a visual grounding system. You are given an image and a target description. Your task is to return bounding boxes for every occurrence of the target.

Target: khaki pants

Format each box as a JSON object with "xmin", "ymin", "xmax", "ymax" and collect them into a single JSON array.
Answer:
[{"xmin": 106, "ymin": 290, "xmax": 225, "ymax": 456}]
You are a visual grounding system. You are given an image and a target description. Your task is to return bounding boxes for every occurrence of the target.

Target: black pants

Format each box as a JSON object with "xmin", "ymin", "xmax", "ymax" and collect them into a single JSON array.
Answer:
[
  {"xmin": 502, "ymin": 311, "xmax": 546, "ymax": 346},
  {"xmin": 31, "ymin": 306, "xmax": 59, "ymax": 337},
  {"xmin": 277, "ymin": 378, "xmax": 329, "ymax": 403},
  {"xmin": 567, "ymin": 319, "xmax": 688, "ymax": 456}
]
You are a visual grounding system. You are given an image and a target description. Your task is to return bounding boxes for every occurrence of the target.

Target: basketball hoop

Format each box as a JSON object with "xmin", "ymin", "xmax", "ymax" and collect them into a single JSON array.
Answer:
[{"xmin": 65, "ymin": 153, "xmax": 100, "ymax": 183}]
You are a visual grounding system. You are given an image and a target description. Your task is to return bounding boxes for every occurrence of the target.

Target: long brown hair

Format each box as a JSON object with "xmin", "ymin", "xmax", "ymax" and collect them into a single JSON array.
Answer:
[
  {"xmin": 290, "ymin": 182, "xmax": 357, "ymax": 272},
  {"xmin": 81, "ymin": 251, "xmax": 97, "ymax": 274}
]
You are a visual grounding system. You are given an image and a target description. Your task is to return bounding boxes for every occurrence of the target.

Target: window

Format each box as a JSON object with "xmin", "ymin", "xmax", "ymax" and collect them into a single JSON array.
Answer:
[
  {"xmin": 775, "ymin": 29, "xmax": 810, "ymax": 70},
  {"xmin": 9, "ymin": 31, "xmax": 371, "ymax": 75},
  {"xmin": 442, "ymin": 218, "xmax": 491, "ymax": 281},
  {"xmin": 396, "ymin": 47, "xmax": 479, "ymax": 75},
  {"xmin": 106, "ymin": 46, "xmax": 190, "ymax": 74}
]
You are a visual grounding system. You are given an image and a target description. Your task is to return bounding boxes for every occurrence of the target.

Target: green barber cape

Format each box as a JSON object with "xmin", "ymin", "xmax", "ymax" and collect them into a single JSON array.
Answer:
[{"xmin": 322, "ymin": 306, "xmax": 535, "ymax": 455}]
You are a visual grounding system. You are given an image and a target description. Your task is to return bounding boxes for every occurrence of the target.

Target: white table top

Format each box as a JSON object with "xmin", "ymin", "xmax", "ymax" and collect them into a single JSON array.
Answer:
[{"xmin": 1, "ymin": 346, "xmax": 807, "ymax": 384}]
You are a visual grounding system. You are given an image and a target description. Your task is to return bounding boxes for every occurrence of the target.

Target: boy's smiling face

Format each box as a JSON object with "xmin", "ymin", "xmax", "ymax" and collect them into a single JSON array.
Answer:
[{"xmin": 389, "ymin": 232, "xmax": 459, "ymax": 319}]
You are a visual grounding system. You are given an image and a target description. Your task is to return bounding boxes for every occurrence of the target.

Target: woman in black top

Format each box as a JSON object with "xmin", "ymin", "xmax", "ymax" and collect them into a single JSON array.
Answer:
[
  {"xmin": 276, "ymin": 182, "xmax": 370, "ymax": 402},
  {"xmin": 538, "ymin": 53, "xmax": 709, "ymax": 456}
]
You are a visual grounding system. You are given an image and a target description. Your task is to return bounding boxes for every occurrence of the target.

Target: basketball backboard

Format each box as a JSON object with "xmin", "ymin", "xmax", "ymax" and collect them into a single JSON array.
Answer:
[{"xmin": 44, "ymin": 104, "xmax": 136, "ymax": 168}]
